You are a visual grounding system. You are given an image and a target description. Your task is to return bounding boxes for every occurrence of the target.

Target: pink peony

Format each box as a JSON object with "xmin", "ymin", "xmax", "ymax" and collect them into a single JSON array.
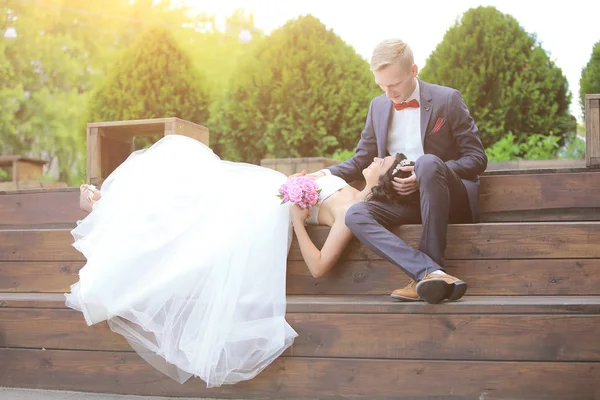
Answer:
[
  {"xmin": 277, "ymin": 176, "xmax": 322, "ymax": 209},
  {"xmin": 287, "ymin": 185, "xmax": 303, "ymax": 203}
]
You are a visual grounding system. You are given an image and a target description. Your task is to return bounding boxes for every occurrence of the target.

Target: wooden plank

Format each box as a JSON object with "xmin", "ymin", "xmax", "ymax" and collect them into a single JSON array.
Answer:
[
  {"xmin": 171, "ymin": 119, "xmax": 209, "ymax": 146},
  {"xmin": 0, "ymin": 186, "xmax": 75, "ymax": 195},
  {"xmin": 0, "ymin": 190, "xmax": 85, "ymax": 228},
  {"xmin": 0, "ymin": 293, "xmax": 69, "ymax": 308},
  {"xmin": 11, "ymin": 258, "xmax": 600, "ymax": 296},
  {"xmin": 100, "ymin": 133, "xmax": 133, "ymax": 187},
  {"xmin": 485, "ymin": 159, "xmax": 586, "ymax": 171},
  {"xmin": 0, "ymin": 155, "xmax": 46, "ymax": 165},
  {"xmin": 15, "ymin": 180, "xmax": 43, "ymax": 189},
  {"xmin": 1, "ymin": 222, "xmax": 599, "ymax": 262},
  {"xmin": 479, "ymin": 172, "xmax": 600, "ymax": 212},
  {"xmin": 2, "ymin": 349, "xmax": 599, "ymax": 399},
  {"xmin": 481, "ymin": 207, "xmax": 600, "ymax": 222},
  {"xmin": 287, "ymin": 259, "xmax": 600, "ymax": 296},
  {"xmin": 285, "ymin": 295, "xmax": 600, "ymax": 315},
  {"xmin": 2, "ymin": 172, "xmax": 599, "ymax": 227},
  {"xmin": 3, "ymin": 293, "xmax": 600, "ymax": 315},
  {"xmin": 486, "ymin": 159, "xmax": 587, "ymax": 171},
  {"xmin": 0, "ymin": 308, "xmax": 130, "ymax": 351},
  {"xmin": 0, "ymin": 181, "xmax": 18, "ymax": 191},
  {"xmin": 87, "ymin": 126, "xmax": 101, "ymax": 186},
  {"xmin": 3, "ymin": 309, "xmax": 600, "ymax": 362},
  {"xmin": 586, "ymin": 96, "xmax": 600, "ymax": 168},
  {"xmin": 288, "ymin": 222, "xmax": 600, "ymax": 261},
  {"xmin": 289, "ymin": 313, "xmax": 600, "ymax": 361},
  {"xmin": 0, "ymin": 262, "xmax": 80, "ymax": 292},
  {"xmin": 15, "ymin": 160, "xmax": 45, "ymax": 181},
  {"xmin": 0, "ymin": 230, "xmax": 83, "ymax": 261}
]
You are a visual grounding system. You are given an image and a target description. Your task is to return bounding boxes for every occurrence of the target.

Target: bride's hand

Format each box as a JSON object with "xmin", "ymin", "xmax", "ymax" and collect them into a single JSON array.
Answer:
[
  {"xmin": 290, "ymin": 205, "xmax": 310, "ymax": 225},
  {"xmin": 288, "ymin": 170, "xmax": 307, "ymax": 179},
  {"xmin": 288, "ymin": 170, "xmax": 325, "ymax": 180}
]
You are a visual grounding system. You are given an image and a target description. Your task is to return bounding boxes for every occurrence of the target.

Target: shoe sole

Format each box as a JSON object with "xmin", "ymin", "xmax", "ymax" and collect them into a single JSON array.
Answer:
[
  {"xmin": 416, "ymin": 279, "xmax": 468, "ymax": 304},
  {"xmin": 390, "ymin": 294, "xmax": 423, "ymax": 302}
]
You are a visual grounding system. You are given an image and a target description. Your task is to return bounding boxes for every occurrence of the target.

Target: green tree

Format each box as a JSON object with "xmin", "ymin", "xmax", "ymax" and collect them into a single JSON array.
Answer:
[
  {"xmin": 580, "ymin": 41, "xmax": 600, "ymax": 116},
  {"xmin": 88, "ymin": 26, "xmax": 211, "ymax": 137},
  {"xmin": 174, "ymin": 9, "xmax": 265, "ymax": 99},
  {"xmin": 420, "ymin": 6, "xmax": 574, "ymax": 153},
  {"xmin": 209, "ymin": 14, "xmax": 381, "ymax": 164},
  {"xmin": 1, "ymin": 0, "xmax": 200, "ymax": 184},
  {"xmin": 1, "ymin": 1, "xmax": 92, "ymax": 183}
]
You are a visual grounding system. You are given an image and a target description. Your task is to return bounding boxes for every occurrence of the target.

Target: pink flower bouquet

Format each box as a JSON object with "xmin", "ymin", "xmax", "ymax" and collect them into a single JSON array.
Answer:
[{"xmin": 277, "ymin": 176, "xmax": 321, "ymax": 209}]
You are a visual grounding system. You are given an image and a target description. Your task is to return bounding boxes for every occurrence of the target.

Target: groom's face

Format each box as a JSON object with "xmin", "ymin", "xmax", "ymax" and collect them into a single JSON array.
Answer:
[{"xmin": 374, "ymin": 62, "xmax": 418, "ymax": 103}]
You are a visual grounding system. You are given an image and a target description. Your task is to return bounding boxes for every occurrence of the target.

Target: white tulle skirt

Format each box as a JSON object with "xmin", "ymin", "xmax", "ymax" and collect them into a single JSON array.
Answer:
[{"xmin": 65, "ymin": 135, "xmax": 297, "ymax": 387}]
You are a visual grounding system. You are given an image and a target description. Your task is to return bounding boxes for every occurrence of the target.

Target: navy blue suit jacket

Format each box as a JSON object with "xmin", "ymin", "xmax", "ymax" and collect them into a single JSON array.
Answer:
[{"xmin": 328, "ymin": 79, "xmax": 488, "ymax": 222}]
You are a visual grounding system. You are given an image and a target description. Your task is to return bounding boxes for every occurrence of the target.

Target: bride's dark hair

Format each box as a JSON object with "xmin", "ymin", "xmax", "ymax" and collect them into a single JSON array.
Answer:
[{"xmin": 368, "ymin": 153, "xmax": 417, "ymax": 204}]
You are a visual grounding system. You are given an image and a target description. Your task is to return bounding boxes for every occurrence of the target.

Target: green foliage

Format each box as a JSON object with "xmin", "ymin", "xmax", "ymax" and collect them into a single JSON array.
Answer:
[
  {"xmin": 420, "ymin": 6, "xmax": 575, "ymax": 148},
  {"xmin": 209, "ymin": 14, "xmax": 381, "ymax": 164},
  {"xmin": 580, "ymin": 41, "xmax": 600, "ymax": 116},
  {"xmin": 485, "ymin": 134, "xmax": 520, "ymax": 161},
  {"xmin": 173, "ymin": 10, "xmax": 264, "ymax": 99},
  {"xmin": 89, "ymin": 27, "xmax": 211, "ymax": 130},
  {"xmin": 1, "ymin": 1, "xmax": 92, "ymax": 185},
  {"xmin": 1, "ymin": 0, "xmax": 201, "ymax": 185},
  {"xmin": 331, "ymin": 148, "xmax": 356, "ymax": 162},
  {"xmin": 558, "ymin": 133, "xmax": 586, "ymax": 160},
  {"xmin": 485, "ymin": 132, "xmax": 561, "ymax": 162}
]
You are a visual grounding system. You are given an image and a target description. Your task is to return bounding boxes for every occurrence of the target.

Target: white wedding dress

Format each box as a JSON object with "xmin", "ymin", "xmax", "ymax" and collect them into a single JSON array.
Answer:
[{"xmin": 65, "ymin": 134, "xmax": 298, "ymax": 387}]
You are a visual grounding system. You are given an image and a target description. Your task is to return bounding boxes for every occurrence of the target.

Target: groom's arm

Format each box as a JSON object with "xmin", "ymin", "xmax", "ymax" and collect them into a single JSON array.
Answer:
[
  {"xmin": 445, "ymin": 89, "xmax": 488, "ymax": 180},
  {"xmin": 325, "ymin": 100, "xmax": 378, "ymax": 182}
]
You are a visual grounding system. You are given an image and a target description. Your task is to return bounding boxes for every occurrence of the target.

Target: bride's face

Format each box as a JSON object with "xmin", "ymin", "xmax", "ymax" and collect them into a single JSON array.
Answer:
[{"xmin": 362, "ymin": 156, "xmax": 396, "ymax": 185}]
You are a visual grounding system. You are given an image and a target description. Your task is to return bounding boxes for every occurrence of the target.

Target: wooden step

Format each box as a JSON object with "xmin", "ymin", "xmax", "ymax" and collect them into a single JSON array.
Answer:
[
  {"xmin": 4, "ymin": 259, "xmax": 600, "ymax": 296},
  {"xmin": 2, "ymin": 222, "xmax": 599, "ymax": 262},
  {"xmin": 2, "ymin": 294, "xmax": 600, "ymax": 361},
  {"xmin": 288, "ymin": 259, "xmax": 600, "ymax": 295},
  {"xmin": 2, "ymin": 348, "xmax": 599, "ymax": 400},
  {"xmin": 1, "ymin": 171, "xmax": 599, "ymax": 228},
  {"xmin": 3, "ymin": 293, "xmax": 600, "ymax": 314},
  {"xmin": 1, "ymin": 294, "xmax": 599, "ymax": 399},
  {"xmin": 0, "ymin": 187, "xmax": 87, "ymax": 229},
  {"xmin": 289, "ymin": 222, "xmax": 600, "ymax": 261},
  {"xmin": 478, "ymin": 170, "xmax": 600, "ymax": 221},
  {"xmin": 2, "ymin": 222, "xmax": 600, "ymax": 296}
]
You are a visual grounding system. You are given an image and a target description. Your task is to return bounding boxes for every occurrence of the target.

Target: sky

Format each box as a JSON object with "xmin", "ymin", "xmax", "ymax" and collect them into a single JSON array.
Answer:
[{"xmin": 184, "ymin": 0, "xmax": 599, "ymax": 122}]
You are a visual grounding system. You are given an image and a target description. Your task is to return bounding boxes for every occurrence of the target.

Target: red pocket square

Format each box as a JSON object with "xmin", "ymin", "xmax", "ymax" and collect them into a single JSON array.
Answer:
[{"xmin": 432, "ymin": 117, "xmax": 446, "ymax": 133}]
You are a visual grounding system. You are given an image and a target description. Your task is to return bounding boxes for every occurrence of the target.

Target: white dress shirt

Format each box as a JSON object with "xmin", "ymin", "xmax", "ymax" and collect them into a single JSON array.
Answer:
[
  {"xmin": 387, "ymin": 81, "xmax": 424, "ymax": 162},
  {"xmin": 322, "ymin": 80, "xmax": 424, "ymax": 177}
]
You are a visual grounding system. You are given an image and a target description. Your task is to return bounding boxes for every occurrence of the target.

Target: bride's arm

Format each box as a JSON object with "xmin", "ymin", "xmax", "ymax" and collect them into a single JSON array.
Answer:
[{"xmin": 291, "ymin": 207, "xmax": 353, "ymax": 278}]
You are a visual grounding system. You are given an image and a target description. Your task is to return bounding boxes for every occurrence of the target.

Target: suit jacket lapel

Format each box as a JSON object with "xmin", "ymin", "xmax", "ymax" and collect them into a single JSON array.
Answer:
[
  {"xmin": 378, "ymin": 99, "xmax": 394, "ymax": 157},
  {"xmin": 419, "ymin": 79, "xmax": 434, "ymax": 148}
]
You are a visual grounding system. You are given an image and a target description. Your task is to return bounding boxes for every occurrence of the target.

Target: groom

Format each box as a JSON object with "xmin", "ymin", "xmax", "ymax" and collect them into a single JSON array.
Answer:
[{"xmin": 308, "ymin": 39, "xmax": 487, "ymax": 304}]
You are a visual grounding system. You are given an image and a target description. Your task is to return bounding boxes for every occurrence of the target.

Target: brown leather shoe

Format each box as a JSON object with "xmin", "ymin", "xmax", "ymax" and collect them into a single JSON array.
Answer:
[
  {"xmin": 390, "ymin": 280, "xmax": 423, "ymax": 302},
  {"xmin": 416, "ymin": 272, "xmax": 467, "ymax": 304}
]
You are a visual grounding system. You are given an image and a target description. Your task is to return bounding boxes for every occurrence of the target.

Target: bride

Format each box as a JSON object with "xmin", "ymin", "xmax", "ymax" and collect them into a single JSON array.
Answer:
[{"xmin": 68, "ymin": 134, "xmax": 407, "ymax": 388}]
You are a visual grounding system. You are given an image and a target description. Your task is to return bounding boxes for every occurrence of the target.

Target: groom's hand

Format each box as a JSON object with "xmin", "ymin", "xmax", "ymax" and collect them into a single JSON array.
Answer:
[{"xmin": 392, "ymin": 166, "xmax": 418, "ymax": 196}]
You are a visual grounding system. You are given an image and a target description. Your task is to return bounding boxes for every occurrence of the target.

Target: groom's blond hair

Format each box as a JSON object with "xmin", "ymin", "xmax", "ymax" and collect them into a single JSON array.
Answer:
[{"xmin": 370, "ymin": 39, "xmax": 414, "ymax": 72}]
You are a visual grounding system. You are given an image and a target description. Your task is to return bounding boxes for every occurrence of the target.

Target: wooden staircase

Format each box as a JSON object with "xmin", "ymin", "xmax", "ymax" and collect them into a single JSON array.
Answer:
[{"xmin": 1, "ymin": 168, "xmax": 600, "ymax": 399}]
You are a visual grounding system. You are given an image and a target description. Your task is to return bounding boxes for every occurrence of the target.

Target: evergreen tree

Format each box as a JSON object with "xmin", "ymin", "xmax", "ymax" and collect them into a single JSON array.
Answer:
[
  {"xmin": 209, "ymin": 15, "xmax": 381, "ymax": 164},
  {"xmin": 89, "ymin": 27, "xmax": 210, "ymax": 127},
  {"xmin": 580, "ymin": 41, "xmax": 600, "ymax": 117},
  {"xmin": 420, "ymin": 6, "xmax": 574, "ymax": 150}
]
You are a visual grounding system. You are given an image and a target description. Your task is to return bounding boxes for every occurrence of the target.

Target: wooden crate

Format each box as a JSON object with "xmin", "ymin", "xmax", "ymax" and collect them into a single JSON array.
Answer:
[
  {"xmin": 0, "ymin": 155, "xmax": 47, "ymax": 182},
  {"xmin": 86, "ymin": 118, "xmax": 209, "ymax": 186},
  {"xmin": 586, "ymin": 94, "xmax": 600, "ymax": 168}
]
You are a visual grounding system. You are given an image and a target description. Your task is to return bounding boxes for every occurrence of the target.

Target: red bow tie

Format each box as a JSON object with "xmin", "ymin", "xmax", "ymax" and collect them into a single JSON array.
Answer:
[{"xmin": 393, "ymin": 98, "xmax": 419, "ymax": 111}]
